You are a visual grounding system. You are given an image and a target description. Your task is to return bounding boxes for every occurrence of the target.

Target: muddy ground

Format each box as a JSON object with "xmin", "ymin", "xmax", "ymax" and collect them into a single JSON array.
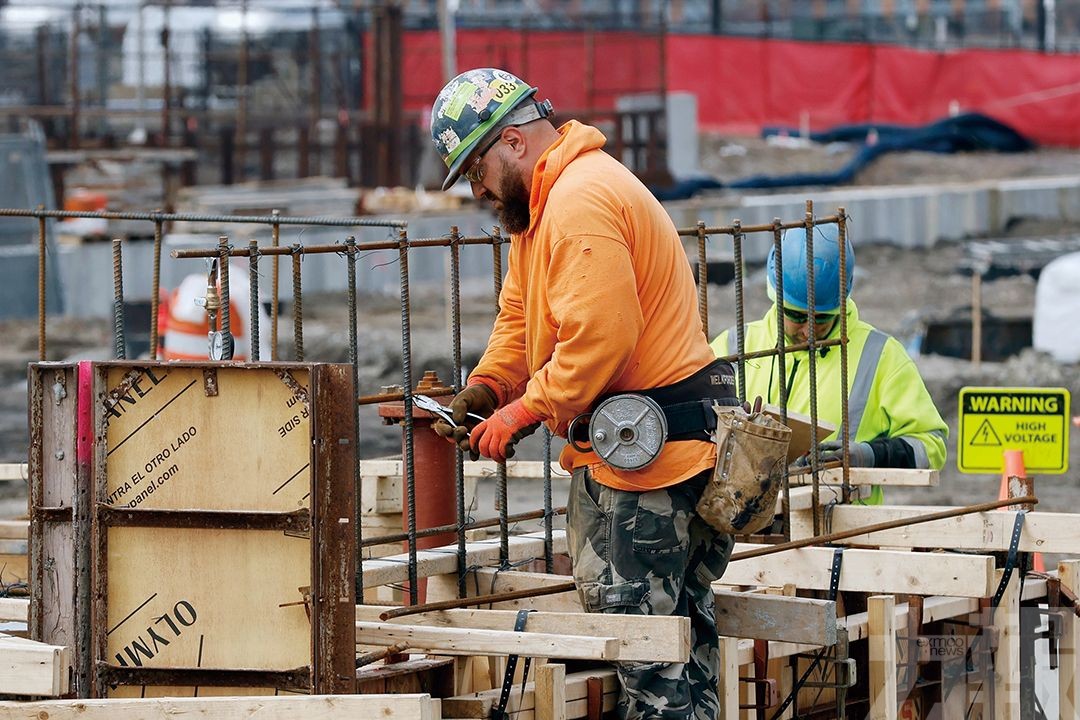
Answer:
[{"xmin": 2, "ymin": 144, "xmax": 1080, "ymax": 521}]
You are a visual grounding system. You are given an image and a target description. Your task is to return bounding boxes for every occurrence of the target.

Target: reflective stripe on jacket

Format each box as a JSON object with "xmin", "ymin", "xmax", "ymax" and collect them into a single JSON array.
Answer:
[{"xmin": 710, "ymin": 299, "xmax": 948, "ymax": 481}]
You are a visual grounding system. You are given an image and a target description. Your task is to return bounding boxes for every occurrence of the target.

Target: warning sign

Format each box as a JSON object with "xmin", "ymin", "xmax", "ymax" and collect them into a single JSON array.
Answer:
[{"xmin": 958, "ymin": 387, "xmax": 1070, "ymax": 474}]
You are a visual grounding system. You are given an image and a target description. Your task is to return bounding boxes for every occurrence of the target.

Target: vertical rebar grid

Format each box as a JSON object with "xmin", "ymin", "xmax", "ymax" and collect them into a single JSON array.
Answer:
[
  {"xmin": 837, "ymin": 209, "xmax": 851, "ymax": 503},
  {"xmin": 37, "ymin": 213, "xmax": 46, "ymax": 360},
  {"xmin": 803, "ymin": 202, "xmax": 820, "ymax": 536},
  {"xmin": 543, "ymin": 428, "xmax": 553, "ymax": 573},
  {"xmin": 344, "ymin": 236, "xmax": 363, "ymax": 600},
  {"xmin": 248, "ymin": 238, "xmax": 260, "ymax": 362},
  {"xmin": 218, "ymin": 236, "xmax": 233, "ymax": 361},
  {"xmin": 732, "ymin": 220, "xmax": 746, "ymax": 402},
  {"xmin": 397, "ymin": 228, "xmax": 418, "ymax": 604},
  {"xmin": 111, "ymin": 239, "xmax": 126, "ymax": 359},
  {"xmin": 695, "ymin": 221, "xmax": 708, "ymax": 337},
  {"xmin": 271, "ymin": 211, "xmax": 280, "ymax": 360},
  {"xmin": 291, "ymin": 244, "xmax": 304, "ymax": 361},
  {"xmin": 491, "ymin": 226, "xmax": 509, "ymax": 566},
  {"xmin": 449, "ymin": 227, "xmax": 469, "ymax": 598},
  {"xmin": 773, "ymin": 219, "xmax": 790, "ymax": 538},
  {"xmin": 150, "ymin": 215, "xmax": 163, "ymax": 358}
]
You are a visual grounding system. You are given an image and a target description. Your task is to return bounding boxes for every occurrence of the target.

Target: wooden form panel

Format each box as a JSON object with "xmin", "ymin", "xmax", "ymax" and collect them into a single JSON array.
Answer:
[{"xmin": 86, "ymin": 362, "xmax": 355, "ymax": 698}]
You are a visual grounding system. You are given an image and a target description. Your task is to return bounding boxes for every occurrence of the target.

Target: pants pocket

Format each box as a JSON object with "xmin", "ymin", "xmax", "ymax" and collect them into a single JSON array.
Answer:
[
  {"xmin": 578, "ymin": 578, "xmax": 650, "ymax": 614},
  {"xmin": 631, "ymin": 487, "xmax": 692, "ymax": 555}
]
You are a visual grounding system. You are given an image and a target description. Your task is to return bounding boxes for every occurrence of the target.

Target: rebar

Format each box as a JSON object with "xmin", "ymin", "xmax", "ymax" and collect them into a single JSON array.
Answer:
[
  {"xmin": 491, "ymin": 226, "xmax": 509, "ymax": 567},
  {"xmin": 290, "ymin": 244, "xmax": 303, "ymax": 361},
  {"xmin": 543, "ymin": 428, "xmax": 554, "ymax": 573},
  {"xmin": 675, "ymin": 215, "xmax": 844, "ymax": 238},
  {"xmin": 362, "ymin": 505, "xmax": 567, "ymax": 548},
  {"xmin": 804, "ymin": 203, "xmax": 820, "ymax": 536},
  {"xmin": 397, "ymin": 228, "xmax": 418, "ymax": 605},
  {"xmin": 696, "ymin": 221, "xmax": 708, "ymax": 337},
  {"xmin": 732, "ymin": 219, "xmax": 746, "ymax": 403},
  {"xmin": 0, "ymin": 207, "xmax": 406, "ymax": 228},
  {"xmin": 837, "ymin": 208, "xmax": 851, "ymax": 503},
  {"xmin": 355, "ymin": 642, "xmax": 408, "ymax": 669},
  {"xmin": 150, "ymin": 216, "xmax": 163, "ymax": 359},
  {"xmin": 218, "ymin": 236, "xmax": 234, "ymax": 361},
  {"xmin": 773, "ymin": 219, "xmax": 790, "ymax": 538},
  {"xmin": 37, "ymin": 213, "xmax": 46, "ymax": 361},
  {"xmin": 448, "ymin": 226, "xmax": 469, "ymax": 599},
  {"xmin": 271, "ymin": 211, "xmax": 280, "ymax": 360},
  {"xmin": 379, "ymin": 581, "xmax": 579, "ymax": 621},
  {"xmin": 173, "ymin": 234, "xmax": 516, "ymax": 259},
  {"xmin": 248, "ymin": 238, "xmax": 260, "ymax": 362},
  {"xmin": 111, "ymin": 239, "xmax": 126, "ymax": 359},
  {"xmin": 345, "ymin": 236, "xmax": 363, "ymax": 601}
]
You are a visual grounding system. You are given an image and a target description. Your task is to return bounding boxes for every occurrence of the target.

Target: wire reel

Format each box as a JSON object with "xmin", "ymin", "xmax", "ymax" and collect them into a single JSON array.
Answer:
[{"xmin": 570, "ymin": 394, "xmax": 667, "ymax": 471}]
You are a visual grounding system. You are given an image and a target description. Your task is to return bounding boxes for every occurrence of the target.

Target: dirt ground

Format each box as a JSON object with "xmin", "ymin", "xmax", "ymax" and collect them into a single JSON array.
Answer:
[{"xmin": 2, "ymin": 143, "xmax": 1080, "ymax": 521}]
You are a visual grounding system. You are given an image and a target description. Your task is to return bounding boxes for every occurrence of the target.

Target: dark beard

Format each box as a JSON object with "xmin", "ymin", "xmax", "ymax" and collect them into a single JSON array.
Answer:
[{"xmin": 495, "ymin": 161, "xmax": 531, "ymax": 235}]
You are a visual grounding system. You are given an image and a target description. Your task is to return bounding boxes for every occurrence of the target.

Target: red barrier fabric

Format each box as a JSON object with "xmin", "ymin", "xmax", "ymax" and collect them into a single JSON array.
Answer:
[{"xmin": 400, "ymin": 31, "xmax": 1080, "ymax": 146}]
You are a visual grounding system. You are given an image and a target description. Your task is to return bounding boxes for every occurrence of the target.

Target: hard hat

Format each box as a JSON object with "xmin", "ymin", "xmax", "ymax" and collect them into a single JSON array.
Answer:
[
  {"xmin": 430, "ymin": 68, "xmax": 553, "ymax": 191},
  {"xmin": 766, "ymin": 223, "xmax": 855, "ymax": 313}
]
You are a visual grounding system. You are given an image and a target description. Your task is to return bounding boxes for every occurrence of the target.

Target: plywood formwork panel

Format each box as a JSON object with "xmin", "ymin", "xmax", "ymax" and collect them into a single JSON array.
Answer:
[{"xmin": 83, "ymin": 363, "xmax": 356, "ymax": 698}]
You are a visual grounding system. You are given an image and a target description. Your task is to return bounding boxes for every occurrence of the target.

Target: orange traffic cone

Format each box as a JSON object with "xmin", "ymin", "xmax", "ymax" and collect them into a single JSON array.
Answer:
[{"xmin": 998, "ymin": 449, "xmax": 1044, "ymax": 572}]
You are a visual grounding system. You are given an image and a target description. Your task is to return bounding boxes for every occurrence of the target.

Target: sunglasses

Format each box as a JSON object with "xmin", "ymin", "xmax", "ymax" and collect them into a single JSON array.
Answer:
[
  {"xmin": 782, "ymin": 307, "xmax": 839, "ymax": 325},
  {"xmin": 462, "ymin": 131, "xmax": 504, "ymax": 184}
]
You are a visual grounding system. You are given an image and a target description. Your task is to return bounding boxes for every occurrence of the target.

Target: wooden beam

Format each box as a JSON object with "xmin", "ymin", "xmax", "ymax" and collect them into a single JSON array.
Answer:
[
  {"xmin": 719, "ymin": 636, "xmax": 740, "ymax": 720},
  {"xmin": 361, "ymin": 530, "xmax": 568, "ymax": 587},
  {"xmin": 424, "ymin": 566, "xmax": 834, "ymax": 645},
  {"xmin": 714, "ymin": 590, "xmax": 835, "ymax": 645},
  {"xmin": 356, "ymin": 606, "xmax": 688, "ymax": 663},
  {"xmin": 355, "ymin": 621, "xmax": 619, "ymax": 660},
  {"xmin": 0, "ymin": 522, "xmax": 27, "ymax": 541},
  {"xmin": 792, "ymin": 467, "xmax": 938, "ymax": 487},
  {"xmin": 0, "ymin": 634, "xmax": 70, "ymax": 697},
  {"xmin": 536, "ymin": 663, "xmax": 566, "ymax": 720},
  {"xmin": 791, "ymin": 506, "xmax": 1080, "ymax": 554},
  {"xmin": 442, "ymin": 668, "xmax": 616, "ymax": 718},
  {"xmin": 993, "ymin": 569, "xmax": 1021, "ymax": 719},
  {"xmin": 723, "ymin": 543, "xmax": 996, "ymax": 597},
  {"xmin": 0, "ymin": 464, "xmax": 27, "ymax": 482},
  {"xmin": 0, "ymin": 694, "xmax": 439, "ymax": 719},
  {"xmin": 0, "ymin": 598, "xmax": 28, "ymax": 623},
  {"xmin": 1060, "ymin": 561, "xmax": 1080, "ymax": 720},
  {"xmin": 868, "ymin": 595, "xmax": 898, "ymax": 720}
]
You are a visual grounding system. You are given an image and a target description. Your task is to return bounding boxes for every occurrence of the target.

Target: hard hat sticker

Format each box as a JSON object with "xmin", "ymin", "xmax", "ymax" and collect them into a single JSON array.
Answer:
[
  {"xmin": 441, "ymin": 81, "xmax": 477, "ymax": 122},
  {"xmin": 437, "ymin": 127, "xmax": 461, "ymax": 154}
]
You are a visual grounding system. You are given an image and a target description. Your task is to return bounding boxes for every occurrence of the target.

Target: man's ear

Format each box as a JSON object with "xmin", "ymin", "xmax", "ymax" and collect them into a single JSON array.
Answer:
[{"xmin": 500, "ymin": 126, "xmax": 527, "ymax": 159}]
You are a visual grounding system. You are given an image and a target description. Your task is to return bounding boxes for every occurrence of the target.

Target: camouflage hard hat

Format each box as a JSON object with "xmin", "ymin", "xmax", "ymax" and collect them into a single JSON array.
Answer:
[{"xmin": 430, "ymin": 68, "xmax": 549, "ymax": 191}]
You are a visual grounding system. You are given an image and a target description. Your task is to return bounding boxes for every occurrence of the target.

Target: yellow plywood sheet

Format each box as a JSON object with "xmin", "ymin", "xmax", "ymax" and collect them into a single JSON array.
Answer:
[
  {"xmin": 105, "ymin": 527, "xmax": 311, "ymax": 674},
  {"xmin": 103, "ymin": 367, "xmax": 312, "ymax": 511}
]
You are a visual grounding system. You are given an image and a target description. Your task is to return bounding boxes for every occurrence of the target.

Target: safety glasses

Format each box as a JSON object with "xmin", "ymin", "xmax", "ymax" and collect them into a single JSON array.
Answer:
[
  {"xmin": 782, "ymin": 307, "xmax": 839, "ymax": 326},
  {"xmin": 462, "ymin": 131, "xmax": 504, "ymax": 184}
]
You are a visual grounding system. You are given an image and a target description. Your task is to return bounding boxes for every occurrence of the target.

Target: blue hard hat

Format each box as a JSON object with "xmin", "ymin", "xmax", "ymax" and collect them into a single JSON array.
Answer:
[{"xmin": 766, "ymin": 224, "xmax": 855, "ymax": 313}]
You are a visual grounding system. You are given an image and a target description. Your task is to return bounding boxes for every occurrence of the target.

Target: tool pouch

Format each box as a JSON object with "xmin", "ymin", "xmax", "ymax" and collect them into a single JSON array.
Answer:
[{"xmin": 696, "ymin": 405, "xmax": 791, "ymax": 535}]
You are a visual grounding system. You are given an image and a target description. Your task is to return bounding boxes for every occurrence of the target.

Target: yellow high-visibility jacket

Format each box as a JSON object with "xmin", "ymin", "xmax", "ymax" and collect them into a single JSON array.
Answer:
[{"xmin": 711, "ymin": 300, "xmax": 947, "ymax": 503}]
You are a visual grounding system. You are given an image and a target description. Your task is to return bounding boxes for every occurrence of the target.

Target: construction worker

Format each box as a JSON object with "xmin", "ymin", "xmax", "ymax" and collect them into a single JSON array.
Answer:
[
  {"xmin": 160, "ymin": 265, "xmax": 271, "ymax": 361},
  {"xmin": 710, "ymin": 224, "xmax": 947, "ymax": 503},
  {"xmin": 429, "ymin": 68, "xmax": 737, "ymax": 719}
]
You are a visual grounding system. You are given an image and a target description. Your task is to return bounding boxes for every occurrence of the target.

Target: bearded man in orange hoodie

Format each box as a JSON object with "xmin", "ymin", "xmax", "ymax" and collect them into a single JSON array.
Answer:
[{"xmin": 430, "ymin": 68, "xmax": 738, "ymax": 719}]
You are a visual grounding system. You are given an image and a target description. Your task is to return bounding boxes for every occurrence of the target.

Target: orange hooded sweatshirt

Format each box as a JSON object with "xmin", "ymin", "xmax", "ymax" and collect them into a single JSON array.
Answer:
[{"xmin": 469, "ymin": 121, "xmax": 717, "ymax": 491}]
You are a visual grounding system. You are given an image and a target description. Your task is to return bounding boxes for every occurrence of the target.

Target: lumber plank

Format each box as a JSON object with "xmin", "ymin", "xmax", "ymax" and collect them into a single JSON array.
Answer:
[
  {"xmin": 0, "ymin": 521, "xmax": 27, "ymax": 540},
  {"xmin": 361, "ymin": 459, "xmax": 567, "ymax": 483},
  {"xmin": 423, "ymin": 568, "xmax": 834, "ymax": 645},
  {"xmin": 0, "ymin": 464, "xmax": 27, "ymax": 482},
  {"xmin": 791, "ymin": 506, "xmax": 1080, "ymax": 554},
  {"xmin": 0, "ymin": 598, "xmax": 28, "ymax": 623},
  {"xmin": 0, "ymin": 635, "xmax": 70, "ymax": 696},
  {"xmin": 719, "ymin": 637, "xmax": 740, "ymax": 720},
  {"xmin": 793, "ymin": 467, "xmax": 939, "ymax": 487},
  {"xmin": 361, "ymin": 530, "xmax": 567, "ymax": 587},
  {"xmin": 536, "ymin": 663, "xmax": 566, "ymax": 720},
  {"xmin": 355, "ymin": 621, "xmax": 619, "ymax": 660},
  {"xmin": 993, "ymin": 569, "xmax": 1021, "ymax": 718},
  {"xmin": 0, "ymin": 694, "xmax": 438, "ymax": 719},
  {"xmin": 0, "ymin": 553, "xmax": 27, "ymax": 587},
  {"xmin": 723, "ymin": 543, "xmax": 996, "ymax": 597},
  {"xmin": 1060, "ymin": 561, "xmax": 1080, "ymax": 720},
  {"xmin": 356, "ymin": 606, "xmax": 688, "ymax": 663},
  {"xmin": 714, "ymin": 590, "xmax": 835, "ymax": 645},
  {"xmin": 868, "ymin": 595, "xmax": 898, "ymax": 720},
  {"xmin": 442, "ymin": 668, "xmax": 616, "ymax": 718}
]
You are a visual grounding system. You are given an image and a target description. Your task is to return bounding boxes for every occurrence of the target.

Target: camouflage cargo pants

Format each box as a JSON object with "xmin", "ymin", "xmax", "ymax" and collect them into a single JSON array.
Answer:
[{"xmin": 567, "ymin": 466, "xmax": 734, "ymax": 720}]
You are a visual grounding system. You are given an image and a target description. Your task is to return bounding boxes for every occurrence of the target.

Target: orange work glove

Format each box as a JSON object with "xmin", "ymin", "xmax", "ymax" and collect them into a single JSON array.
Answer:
[
  {"xmin": 433, "ymin": 382, "xmax": 499, "ymax": 455},
  {"xmin": 470, "ymin": 399, "xmax": 542, "ymax": 463}
]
